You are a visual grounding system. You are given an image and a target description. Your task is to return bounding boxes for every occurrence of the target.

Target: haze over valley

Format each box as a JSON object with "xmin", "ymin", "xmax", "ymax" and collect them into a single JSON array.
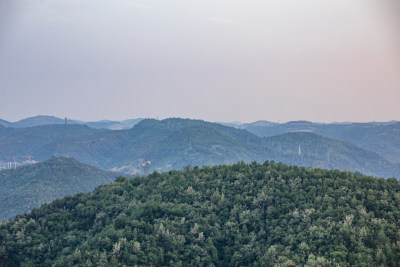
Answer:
[{"xmin": 1, "ymin": 0, "xmax": 399, "ymax": 265}]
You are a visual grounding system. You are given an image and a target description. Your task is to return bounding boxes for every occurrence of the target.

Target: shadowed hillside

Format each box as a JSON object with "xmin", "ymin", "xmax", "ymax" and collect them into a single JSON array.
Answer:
[
  {"xmin": 244, "ymin": 121, "xmax": 400, "ymax": 162},
  {"xmin": 0, "ymin": 157, "xmax": 117, "ymax": 221}
]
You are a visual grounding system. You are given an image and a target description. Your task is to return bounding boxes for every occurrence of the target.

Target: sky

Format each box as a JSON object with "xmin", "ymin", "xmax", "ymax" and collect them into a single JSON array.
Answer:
[{"xmin": 0, "ymin": 0, "xmax": 399, "ymax": 123}]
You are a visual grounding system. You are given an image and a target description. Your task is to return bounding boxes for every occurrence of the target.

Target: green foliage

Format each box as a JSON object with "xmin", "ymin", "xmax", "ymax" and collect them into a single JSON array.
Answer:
[
  {"xmin": 0, "ymin": 157, "xmax": 117, "ymax": 221},
  {"xmin": 1, "ymin": 161, "xmax": 400, "ymax": 266}
]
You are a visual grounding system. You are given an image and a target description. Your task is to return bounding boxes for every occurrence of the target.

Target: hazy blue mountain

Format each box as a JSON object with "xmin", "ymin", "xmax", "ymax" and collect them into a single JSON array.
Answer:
[
  {"xmin": 216, "ymin": 121, "xmax": 244, "ymax": 128},
  {"xmin": 369, "ymin": 120, "xmax": 399, "ymax": 126},
  {"xmin": 0, "ymin": 119, "xmax": 11, "ymax": 127},
  {"xmin": 243, "ymin": 120, "xmax": 400, "ymax": 138},
  {"xmin": 81, "ymin": 118, "xmax": 143, "ymax": 130},
  {"xmin": 262, "ymin": 132, "xmax": 400, "ymax": 178},
  {"xmin": 121, "ymin": 118, "xmax": 144, "ymax": 128},
  {"xmin": 138, "ymin": 125, "xmax": 266, "ymax": 171},
  {"xmin": 219, "ymin": 120, "xmax": 280, "ymax": 129},
  {"xmin": 244, "ymin": 120, "xmax": 326, "ymax": 137},
  {"xmin": 0, "ymin": 124, "xmax": 107, "ymax": 162},
  {"xmin": 243, "ymin": 120, "xmax": 280, "ymax": 127},
  {"xmin": 0, "ymin": 118, "xmax": 398, "ymax": 178},
  {"xmin": 45, "ymin": 119, "xmax": 400, "ymax": 178},
  {"xmin": 314, "ymin": 122, "xmax": 400, "ymax": 161},
  {"xmin": 1, "ymin": 115, "xmax": 144, "ymax": 130},
  {"xmin": 46, "ymin": 118, "xmax": 264, "ymax": 172},
  {"xmin": 352, "ymin": 123, "xmax": 400, "ymax": 161},
  {"xmin": 0, "ymin": 125, "xmax": 8, "ymax": 136},
  {"xmin": 12, "ymin": 115, "xmax": 66, "ymax": 128},
  {"xmin": 244, "ymin": 121, "xmax": 400, "ymax": 162},
  {"xmin": 0, "ymin": 156, "xmax": 117, "ymax": 221}
]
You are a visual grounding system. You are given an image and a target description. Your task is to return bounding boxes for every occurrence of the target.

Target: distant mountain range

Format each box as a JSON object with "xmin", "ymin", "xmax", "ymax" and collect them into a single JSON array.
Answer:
[
  {"xmin": 0, "ymin": 157, "xmax": 117, "ymax": 221},
  {"xmin": 236, "ymin": 120, "xmax": 400, "ymax": 161},
  {"xmin": 0, "ymin": 115, "xmax": 143, "ymax": 130},
  {"xmin": 0, "ymin": 117, "xmax": 399, "ymax": 178},
  {"xmin": 0, "ymin": 123, "xmax": 106, "ymax": 162}
]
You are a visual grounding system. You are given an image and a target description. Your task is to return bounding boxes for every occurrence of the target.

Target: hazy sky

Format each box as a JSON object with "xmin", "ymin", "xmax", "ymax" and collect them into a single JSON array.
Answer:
[{"xmin": 0, "ymin": 0, "xmax": 399, "ymax": 123}]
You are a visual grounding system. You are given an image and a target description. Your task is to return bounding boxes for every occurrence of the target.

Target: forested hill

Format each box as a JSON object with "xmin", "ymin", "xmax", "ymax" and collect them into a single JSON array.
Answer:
[
  {"xmin": 1, "ymin": 161, "xmax": 399, "ymax": 266},
  {"xmin": 244, "ymin": 121, "xmax": 400, "ymax": 162},
  {"xmin": 262, "ymin": 132, "xmax": 400, "ymax": 179},
  {"xmin": 0, "ymin": 157, "xmax": 117, "ymax": 221},
  {"xmin": 0, "ymin": 124, "xmax": 106, "ymax": 162},
  {"xmin": 55, "ymin": 118, "xmax": 400, "ymax": 178},
  {"xmin": 0, "ymin": 118, "xmax": 399, "ymax": 178}
]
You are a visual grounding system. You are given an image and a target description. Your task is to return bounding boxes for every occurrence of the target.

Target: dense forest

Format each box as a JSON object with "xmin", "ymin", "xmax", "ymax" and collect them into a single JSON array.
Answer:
[
  {"xmin": 0, "ymin": 157, "xmax": 116, "ymax": 221},
  {"xmin": 1, "ymin": 161, "xmax": 400, "ymax": 266}
]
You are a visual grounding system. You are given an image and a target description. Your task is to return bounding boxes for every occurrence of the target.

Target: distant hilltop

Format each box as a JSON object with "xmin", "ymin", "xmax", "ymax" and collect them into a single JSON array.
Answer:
[
  {"xmin": 1, "ymin": 115, "xmax": 398, "ymax": 131},
  {"xmin": 0, "ymin": 115, "xmax": 144, "ymax": 130},
  {"xmin": 0, "ymin": 156, "xmax": 117, "ymax": 221},
  {"xmin": 0, "ymin": 117, "xmax": 399, "ymax": 178}
]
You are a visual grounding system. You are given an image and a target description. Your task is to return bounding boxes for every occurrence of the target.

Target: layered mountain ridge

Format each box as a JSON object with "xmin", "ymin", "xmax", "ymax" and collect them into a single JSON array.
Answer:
[{"xmin": 0, "ymin": 117, "xmax": 398, "ymax": 178}]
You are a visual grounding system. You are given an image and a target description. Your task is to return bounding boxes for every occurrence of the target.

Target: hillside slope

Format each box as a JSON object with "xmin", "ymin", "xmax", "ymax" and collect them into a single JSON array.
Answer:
[
  {"xmin": 140, "ymin": 125, "xmax": 267, "ymax": 170},
  {"xmin": 349, "ymin": 123, "xmax": 400, "ymax": 161},
  {"xmin": 0, "ymin": 115, "xmax": 143, "ymax": 130},
  {"xmin": 244, "ymin": 121, "xmax": 400, "ymax": 162},
  {"xmin": 0, "ymin": 157, "xmax": 117, "ymax": 221},
  {"xmin": 0, "ymin": 119, "xmax": 11, "ymax": 127},
  {"xmin": 48, "ymin": 118, "xmax": 264, "ymax": 171},
  {"xmin": 0, "ymin": 118, "xmax": 398, "ymax": 178},
  {"xmin": 262, "ymin": 132, "xmax": 400, "ymax": 178},
  {"xmin": 57, "ymin": 119, "xmax": 400, "ymax": 178},
  {"xmin": 12, "ymin": 115, "xmax": 66, "ymax": 128},
  {"xmin": 0, "ymin": 124, "xmax": 106, "ymax": 162},
  {"xmin": 1, "ymin": 162, "xmax": 399, "ymax": 266}
]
